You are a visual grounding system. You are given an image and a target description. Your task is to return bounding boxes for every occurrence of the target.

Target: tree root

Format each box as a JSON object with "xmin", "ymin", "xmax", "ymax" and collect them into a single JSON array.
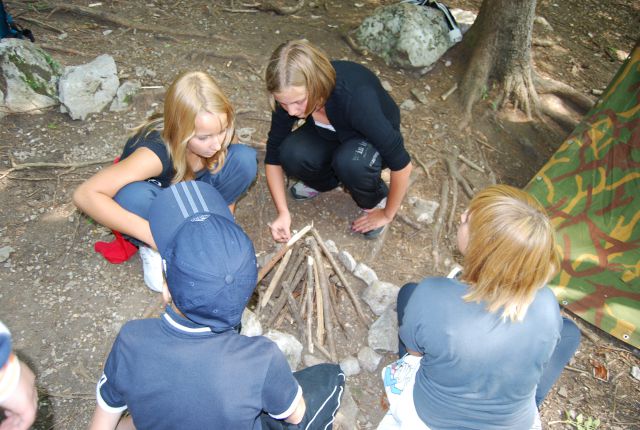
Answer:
[
  {"xmin": 47, "ymin": 3, "xmax": 226, "ymax": 40},
  {"xmin": 534, "ymin": 73, "xmax": 594, "ymax": 113},
  {"xmin": 0, "ymin": 158, "xmax": 113, "ymax": 181}
]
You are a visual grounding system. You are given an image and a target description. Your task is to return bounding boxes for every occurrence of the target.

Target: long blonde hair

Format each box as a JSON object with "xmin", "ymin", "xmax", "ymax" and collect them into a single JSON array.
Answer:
[
  {"xmin": 265, "ymin": 39, "xmax": 336, "ymax": 116},
  {"xmin": 461, "ymin": 185, "xmax": 560, "ymax": 322},
  {"xmin": 132, "ymin": 71, "xmax": 235, "ymax": 183}
]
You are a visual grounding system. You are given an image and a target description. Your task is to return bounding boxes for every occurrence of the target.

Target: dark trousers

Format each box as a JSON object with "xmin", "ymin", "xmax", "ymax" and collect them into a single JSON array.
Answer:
[
  {"xmin": 279, "ymin": 121, "xmax": 388, "ymax": 209},
  {"xmin": 396, "ymin": 282, "xmax": 581, "ymax": 407},
  {"xmin": 261, "ymin": 364, "xmax": 345, "ymax": 430}
]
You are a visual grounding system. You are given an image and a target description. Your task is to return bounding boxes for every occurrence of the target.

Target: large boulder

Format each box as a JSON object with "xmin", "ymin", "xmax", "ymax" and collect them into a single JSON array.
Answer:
[
  {"xmin": 0, "ymin": 38, "xmax": 61, "ymax": 118},
  {"xmin": 58, "ymin": 54, "xmax": 119, "ymax": 120},
  {"xmin": 355, "ymin": 2, "xmax": 456, "ymax": 69}
]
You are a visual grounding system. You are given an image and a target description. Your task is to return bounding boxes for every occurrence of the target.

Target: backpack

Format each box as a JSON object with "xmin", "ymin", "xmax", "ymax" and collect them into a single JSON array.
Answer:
[
  {"xmin": 1, "ymin": 0, "xmax": 34, "ymax": 41},
  {"xmin": 403, "ymin": 0, "xmax": 462, "ymax": 43}
]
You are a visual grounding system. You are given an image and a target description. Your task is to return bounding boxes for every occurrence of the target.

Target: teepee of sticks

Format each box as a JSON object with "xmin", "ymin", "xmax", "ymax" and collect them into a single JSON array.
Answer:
[{"xmin": 256, "ymin": 225, "xmax": 371, "ymax": 362}]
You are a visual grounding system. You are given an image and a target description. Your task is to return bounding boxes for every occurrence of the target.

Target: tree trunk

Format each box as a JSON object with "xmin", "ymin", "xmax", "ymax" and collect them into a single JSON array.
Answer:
[{"xmin": 459, "ymin": 0, "xmax": 538, "ymax": 121}]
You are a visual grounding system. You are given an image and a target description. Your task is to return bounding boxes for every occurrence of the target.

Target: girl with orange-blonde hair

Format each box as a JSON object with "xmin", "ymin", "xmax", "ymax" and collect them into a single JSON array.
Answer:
[{"xmin": 379, "ymin": 185, "xmax": 581, "ymax": 430}]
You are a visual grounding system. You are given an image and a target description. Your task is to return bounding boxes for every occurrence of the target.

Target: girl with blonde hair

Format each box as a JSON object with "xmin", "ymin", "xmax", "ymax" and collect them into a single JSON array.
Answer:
[
  {"xmin": 379, "ymin": 185, "xmax": 581, "ymax": 430},
  {"xmin": 74, "ymin": 71, "xmax": 257, "ymax": 292},
  {"xmin": 264, "ymin": 39, "xmax": 412, "ymax": 241}
]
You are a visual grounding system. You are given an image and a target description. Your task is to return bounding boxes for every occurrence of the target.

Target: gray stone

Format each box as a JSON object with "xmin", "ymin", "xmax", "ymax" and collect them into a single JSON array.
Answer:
[
  {"xmin": 339, "ymin": 356, "xmax": 361, "ymax": 376},
  {"xmin": 381, "ymin": 80, "xmax": 393, "ymax": 92},
  {"xmin": 410, "ymin": 88, "xmax": 428, "ymax": 104},
  {"xmin": 109, "ymin": 80, "xmax": 141, "ymax": 112},
  {"xmin": 400, "ymin": 99, "xmax": 416, "ymax": 111},
  {"xmin": 338, "ymin": 250, "xmax": 357, "ymax": 273},
  {"xmin": 451, "ymin": 8, "xmax": 477, "ymax": 34},
  {"xmin": 368, "ymin": 306, "xmax": 398, "ymax": 353},
  {"xmin": 240, "ymin": 308, "xmax": 262, "ymax": 337},
  {"xmin": 353, "ymin": 262, "xmax": 378, "ymax": 287},
  {"xmin": 361, "ymin": 280, "xmax": 400, "ymax": 316},
  {"xmin": 324, "ymin": 239, "xmax": 339, "ymax": 256},
  {"xmin": 355, "ymin": 3, "xmax": 456, "ymax": 69},
  {"xmin": 0, "ymin": 246, "xmax": 15, "ymax": 263},
  {"xmin": 58, "ymin": 54, "xmax": 119, "ymax": 120},
  {"xmin": 264, "ymin": 329, "xmax": 303, "ymax": 370},
  {"xmin": 0, "ymin": 38, "xmax": 61, "ymax": 118},
  {"xmin": 408, "ymin": 196, "xmax": 439, "ymax": 224},
  {"xmin": 357, "ymin": 346, "xmax": 382, "ymax": 372}
]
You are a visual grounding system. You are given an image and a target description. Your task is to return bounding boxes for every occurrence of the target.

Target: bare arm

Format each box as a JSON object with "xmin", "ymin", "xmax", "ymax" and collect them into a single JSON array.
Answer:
[
  {"xmin": 352, "ymin": 162, "xmax": 413, "ymax": 233},
  {"xmin": 73, "ymin": 148, "xmax": 163, "ymax": 248},
  {"xmin": 88, "ymin": 406, "xmax": 135, "ymax": 430},
  {"xmin": 284, "ymin": 394, "xmax": 306, "ymax": 425},
  {"xmin": 265, "ymin": 164, "xmax": 292, "ymax": 243}
]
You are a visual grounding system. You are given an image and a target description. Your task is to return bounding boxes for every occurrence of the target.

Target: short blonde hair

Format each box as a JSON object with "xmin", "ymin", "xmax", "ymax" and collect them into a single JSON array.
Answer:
[
  {"xmin": 133, "ymin": 71, "xmax": 235, "ymax": 183},
  {"xmin": 461, "ymin": 185, "xmax": 560, "ymax": 322},
  {"xmin": 265, "ymin": 39, "xmax": 336, "ymax": 116}
]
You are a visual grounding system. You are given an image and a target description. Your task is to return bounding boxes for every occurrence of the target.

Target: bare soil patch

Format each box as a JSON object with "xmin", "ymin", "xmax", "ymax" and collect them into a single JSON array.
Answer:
[{"xmin": 1, "ymin": 0, "xmax": 638, "ymax": 428}]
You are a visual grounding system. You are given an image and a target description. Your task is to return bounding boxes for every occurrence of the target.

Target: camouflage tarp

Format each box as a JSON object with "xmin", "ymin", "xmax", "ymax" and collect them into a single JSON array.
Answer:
[{"xmin": 526, "ymin": 43, "xmax": 640, "ymax": 349}]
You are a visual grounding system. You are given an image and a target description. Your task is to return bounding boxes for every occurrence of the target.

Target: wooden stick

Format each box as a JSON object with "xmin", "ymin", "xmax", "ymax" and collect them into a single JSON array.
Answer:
[
  {"xmin": 309, "ymin": 238, "xmax": 337, "ymax": 361},
  {"xmin": 410, "ymin": 151, "xmax": 437, "ymax": 180},
  {"xmin": 48, "ymin": 3, "xmax": 223, "ymax": 40},
  {"xmin": 457, "ymin": 154, "xmax": 484, "ymax": 173},
  {"xmin": 257, "ymin": 224, "xmax": 312, "ymax": 283},
  {"xmin": 441, "ymin": 83, "xmax": 458, "ymax": 101},
  {"xmin": 266, "ymin": 251, "xmax": 307, "ymax": 327},
  {"xmin": 312, "ymin": 340, "xmax": 332, "ymax": 361},
  {"xmin": 305, "ymin": 256, "xmax": 314, "ymax": 354},
  {"xmin": 398, "ymin": 213, "xmax": 422, "ymax": 231},
  {"xmin": 313, "ymin": 255, "xmax": 324, "ymax": 346},
  {"xmin": 310, "ymin": 228, "xmax": 369, "ymax": 325},
  {"xmin": 260, "ymin": 248, "xmax": 292, "ymax": 308},
  {"xmin": 432, "ymin": 174, "xmax": 449, "ymax": 271},
  {"xmin": 447, "ymin": 173, "xmax": 458, "ymax": 234},
  {"xmin": 444, "ymin": 156, "xmax": 473, "ymax": 198}
]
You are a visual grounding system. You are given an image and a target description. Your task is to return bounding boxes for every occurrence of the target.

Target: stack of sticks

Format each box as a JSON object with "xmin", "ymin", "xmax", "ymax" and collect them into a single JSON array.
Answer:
[{"xmin": 256, "ymin": 225, "xmax": 370, "ymax": 362}]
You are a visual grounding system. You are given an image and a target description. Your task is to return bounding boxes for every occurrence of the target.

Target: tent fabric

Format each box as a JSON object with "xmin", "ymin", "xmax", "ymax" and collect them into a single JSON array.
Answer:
[{"xmin": 526, "ymin": 42, "xmax": 640, "ymax": 349}]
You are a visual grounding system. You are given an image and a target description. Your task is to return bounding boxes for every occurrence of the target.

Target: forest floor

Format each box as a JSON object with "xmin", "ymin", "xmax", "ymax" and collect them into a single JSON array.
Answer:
[{"xmin": 0, "ymin": 0, "xmax": 639, "ymax": 429}]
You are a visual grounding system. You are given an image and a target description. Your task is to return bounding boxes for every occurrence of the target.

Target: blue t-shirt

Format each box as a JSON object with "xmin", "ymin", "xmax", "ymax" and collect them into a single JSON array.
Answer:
[
  {"xmin": 96, "ymin": 307, "xmax": 301, "ymax": 430},
  {"xmin": 120, "ymin": 130, "xmax": 174, "ymax": 188},
  {"xmin": 399, "ymin": 277, "xmax": 562, "ymax": 430}
]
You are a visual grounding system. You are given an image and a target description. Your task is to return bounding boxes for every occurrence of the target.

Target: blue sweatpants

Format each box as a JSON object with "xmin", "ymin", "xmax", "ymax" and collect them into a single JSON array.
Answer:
[{"xmin": 114, "ymin": 144, "xmax": 257, "ymax": 245}]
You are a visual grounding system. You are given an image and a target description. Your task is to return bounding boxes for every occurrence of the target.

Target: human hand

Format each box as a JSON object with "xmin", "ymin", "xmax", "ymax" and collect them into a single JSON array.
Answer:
[
  {"xmin": 351, "ymin": 208, "xmax": 391, "ymax": 233},
  {"xmin": 0, "ymin": 360, "xmax": 38, "ymax": 430},
  {"xmin": 269, "ymin": 212, "xmax": 292, "ymax": 243}
]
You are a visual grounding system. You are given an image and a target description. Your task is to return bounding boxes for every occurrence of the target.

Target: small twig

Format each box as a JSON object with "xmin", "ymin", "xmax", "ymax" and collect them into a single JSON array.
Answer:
[
  {"xmin": 457, "ymin": 154, "xmax": 484, "ymax": 173},
  {"xmin": 313, "ymin": 258, "xmax": 324, "ymax": 346},
  {"xmin": 564, "ymin": 365, "xmax": 590, "ymax": 375},
  {"xmin": 441, "ymin": 83, "xmax": 458, "ymax": 101},
  {"xmin": 311, "ymin": 228, "xmax": 369, "ymax": 325},
  {"xmin": 266, "ymin": 250, "xmax": 307, "ymax": 327},
  {"xmin": 312, "ymin": 340, "xmax": 332, "ymax": 360},
  {"xmin": 257, "ymin": 224, "xmax": 312, "ymax": 283},
  {"xmin": 19, "ymin": 16, "xmax": 65, "ymax": 33},
  {"xmin": 260, "ymin": 248, "xmax": 293, "ymax": 308},
  {"xmin": 432, "ymin": 173, "xmax": 449, "ymax": 272},
  {"xmin": 0, "ymin": 158, "xmax": 113, "ymax": 180},
  {"xmin": 342, "ymin": 29, "xmax": 366, "ymax": 56},
  {"xmin": 444, "ymin": 156, "xmax": 473, "ymax": 198},
  {"xmin": 409, "ymin": 151, "xmax": 437, "ymax": 180},
  {"xmin": 309, "ymin": 237, "xmax": 337, "ymax": 361},
  {"xmin": 398, "ymin": 213, "xmax": 422, "ymax": 231},
  {"xmin": 257, "ymin": 0, "xmax": 305, "ymax": 14},
  {"xmin": 446, "ymin": 174, "xmax": 458, "ymax": 234},
  {"xmin": 305, "ymin": 256, "xmax": 314, "ymax": 354}
]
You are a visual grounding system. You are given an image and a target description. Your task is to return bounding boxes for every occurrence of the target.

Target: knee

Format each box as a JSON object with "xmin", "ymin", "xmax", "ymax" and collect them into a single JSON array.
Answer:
[
  {"xmin": 561, "ymin": 318, "xmax": 582, "ymax": 348},
  {"xmin": 227, "ymin": 144, "xmax": 257, "ymax": 182},
  {"xmin": 114, "ymin": 181, "xmax": 161, "ymax": 219},
  {"xmin": 279, "ymin": 138, "xmax": 312, "ymax": 175}
]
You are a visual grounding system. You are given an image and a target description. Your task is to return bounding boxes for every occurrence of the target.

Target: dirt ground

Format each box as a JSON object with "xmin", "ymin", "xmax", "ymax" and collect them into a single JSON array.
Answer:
[{"xmin": 1, "ymin": 0, "xmax": 639, "ymax": 428}]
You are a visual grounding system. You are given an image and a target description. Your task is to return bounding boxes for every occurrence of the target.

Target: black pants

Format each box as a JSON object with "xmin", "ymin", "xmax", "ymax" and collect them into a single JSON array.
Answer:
[
  {"xmin": 260, "ymin": 364, "xmax": 345, "ymax": 430},
  {"xmin": 279, "ymin": 121, "xmax": 388, "ymax": 209}
]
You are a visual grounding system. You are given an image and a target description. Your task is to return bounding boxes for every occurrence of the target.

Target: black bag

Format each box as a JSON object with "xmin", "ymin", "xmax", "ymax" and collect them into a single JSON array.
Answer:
[{"xmin": 1, "ymin": 0, "xmax": 34, "ymax": 41}]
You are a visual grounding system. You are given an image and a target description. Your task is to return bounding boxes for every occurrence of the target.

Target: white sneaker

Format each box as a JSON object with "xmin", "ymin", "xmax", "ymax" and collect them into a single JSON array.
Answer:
[
  {"xmin": 290, "ymin": 181, "xmax": 320, "ymax": 200},
  {"xmin": 139, "ymin": 246, "xmax": 164, "ymax": 292}
]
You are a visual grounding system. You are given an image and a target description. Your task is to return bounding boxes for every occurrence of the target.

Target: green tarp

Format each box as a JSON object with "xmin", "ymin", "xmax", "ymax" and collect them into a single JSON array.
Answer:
[{"xmin": 526, "ymin": 43, "xmax": 640, "ymax": 349}]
